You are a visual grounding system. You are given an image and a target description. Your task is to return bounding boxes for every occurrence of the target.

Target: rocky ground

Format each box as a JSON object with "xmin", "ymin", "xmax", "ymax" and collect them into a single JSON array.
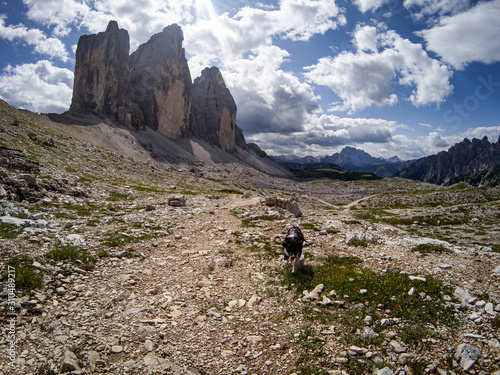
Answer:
[{"xmin": 0, "ymin": 102, "xmax": 499, "ymax": 375}]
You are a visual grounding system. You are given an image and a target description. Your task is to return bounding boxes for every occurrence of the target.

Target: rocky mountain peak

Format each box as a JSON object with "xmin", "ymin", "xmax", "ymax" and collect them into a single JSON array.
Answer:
[
  {"xmin": 69, "ymin": 20, "xmax": 143, "ymax": 128},
  {"xmin": 192, "ymin": 66, "xmax": 239, "ymax": 151},
  {"xmin": 106, "ymin": 20, "xmax": 119, "ymax": 32},
  {"xmin": 398, "ymin": 135, "xmax": 500, "ymax": 186},
  {"xmin": 69, "ymin": 22, "xmax": 248, "ymax": 151},
  {"xmin": 129, "ymin": 23, "xmax": 193, "ymax": 139}
]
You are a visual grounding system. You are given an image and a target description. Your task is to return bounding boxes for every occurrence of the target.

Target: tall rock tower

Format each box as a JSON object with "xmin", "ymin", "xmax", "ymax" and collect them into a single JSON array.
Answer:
[
  {"xmin": 70, "ymin": 21, "xmax": 143, "ymax": 127},
  {"xmin": 129, "ymin": 24, "xmax": 193, "ymax": 139},
  {"xmin": 191, "ymin": 67, "xmax": 238, "ymax": 151}
]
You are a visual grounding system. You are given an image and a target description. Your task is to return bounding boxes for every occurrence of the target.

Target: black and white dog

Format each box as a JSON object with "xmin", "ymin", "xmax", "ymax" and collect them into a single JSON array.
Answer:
[{"xmin": 282, "ymin": 226, "xmax": 305, "ymax": 273}]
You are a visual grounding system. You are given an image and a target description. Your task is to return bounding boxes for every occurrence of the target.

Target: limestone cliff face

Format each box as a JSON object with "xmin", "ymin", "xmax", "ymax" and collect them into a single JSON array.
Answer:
[
  {"xmin": 398, "ymin": 136, "xmax": 500, "ymax": 186},
  {"xmin": 129, "ymin": 25, "xmax": 193, "ymax": 139},
  {"xmin": 70, "ymin": 21, "xmax": 143, "ymax": 128},
  {"xmin": 69, "ymin": 22, "xmax": 248, "ymax": 150},
  {"xmin": 191, "ymin": 67, "xmax": 238, "ymax": 150}
]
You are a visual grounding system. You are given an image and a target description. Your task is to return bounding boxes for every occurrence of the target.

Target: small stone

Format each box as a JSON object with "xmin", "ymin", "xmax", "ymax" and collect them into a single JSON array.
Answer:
[
  {"xmin": 60, "ymin": 350, "xmax": 81, "ymax": 373},
  {"xmin": 349, "ymin": 345, "xmax": 366, "ymax": 354},
  {"xmin": 87, "ymin": 351, "xmax": 100, "ymax": 371},
  {"xmin": 320, "ymin": 296, "xmax": 332, "ymax": 306},
  {"xmin": 247, "ymin": 294, "xmax": 261, "ymax": 308},
  {"xmin": 364, "ymin": 316, "xmax": 373, "ymax": 326},
  {"xmin": 168, "ymin": 194, "xmax": 186, "ymax": 207},
  {"xmin": 408, "ymin": 287, "xmax": 416, "ymax": 296},
  {"xmin": 380, "ymin": 318, "xmax": 390, "ymax": 326},
  {"xmin": 66, "ymin": 234, "xmax": 85, "ymax": 246},
  {"xmin": 246, "ymin": 335, "xmax": 262, "ymax": 343},
  {"xmin": 307, "ymin": 284, "xmax": 324, "ymax": 300},
  {"xmin": 409, "ymin": 275, "xmax": 426, "ymax": 283},
  {"xmin": 390, "ymin": 340, "xmax": 407, "ymax": 353},
  {"xmin": 111, "ymin": 345, "xmax": 123, "ymax": 353},
  {"xmin": 475, "ymin": 300, "xmax": 486, "ymax": 308},
  {"xmin": 386, "ymin": 331, "xmax": 397, "ymax": 339},
  {"xmin": 375, "ymin": 367, "xmax": 394, "ymax": 375},
  {"xmin": 144, "ymin": 339, "xmax": 154, "ymax": 352}
]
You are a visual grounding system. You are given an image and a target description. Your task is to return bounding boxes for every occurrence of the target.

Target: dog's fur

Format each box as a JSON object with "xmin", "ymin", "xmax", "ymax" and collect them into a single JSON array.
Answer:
[{"xmin": 282, "ymin": 226, "xmax": 305, "ymax": 273}]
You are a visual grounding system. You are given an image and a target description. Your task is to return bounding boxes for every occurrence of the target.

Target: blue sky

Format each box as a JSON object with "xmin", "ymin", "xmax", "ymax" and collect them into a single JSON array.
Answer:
[{"xmin": 0, "ymin": 0, "xmax": 499, "ymax": 160}]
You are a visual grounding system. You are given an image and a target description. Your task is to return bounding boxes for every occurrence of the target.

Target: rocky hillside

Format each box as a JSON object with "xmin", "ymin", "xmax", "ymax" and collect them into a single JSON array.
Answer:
[
  {"xmin": 0, "ymin": 101, "xmax": 499, "ymax": 375},
  {"xmin": 398, "ymin": 136, "xmax": 500, "ymax": 186},
  {"xmin": 70, "ymin": 21, "xmax": 246, "ymax": 153}
]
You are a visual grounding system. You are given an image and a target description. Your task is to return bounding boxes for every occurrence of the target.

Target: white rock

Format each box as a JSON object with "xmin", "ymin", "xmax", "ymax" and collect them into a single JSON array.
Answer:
[
  {"xmin": 246, "ymin": 335, "xmax": 262, "ymax": 343},
  {"xmin": 247, "ymin": 294, "xmax": 261, "ymax": 308},
  {"xmin": 111, "ymin": 345, "xmax": 123, "ymax": 353},
  {"xmin": 390, "ymin": 340, "xmax": 407, "ymax": 353},
  {"xmin": 144, "ymin": 339, "xmax": 154, "ymax": 352},
  {"xmin": 455, "ymin": 344, "xmax": 482, "ymax": 371},
  {"xmin": 493, "ymin": 265, "xmax": 500, "ymax": 276},
  {"xmin": 375, "ymin": 367, "xmax": 394, "ymax": 375},
  {"xmin": 66, "ymin": 234, "xmax": 85, "ymax": 246}
]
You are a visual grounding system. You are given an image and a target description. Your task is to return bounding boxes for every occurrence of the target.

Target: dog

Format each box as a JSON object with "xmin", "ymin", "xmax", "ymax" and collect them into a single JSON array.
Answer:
[{"xmin": 282, "ymin": 226, "xmax": 304, "ymax": 273}]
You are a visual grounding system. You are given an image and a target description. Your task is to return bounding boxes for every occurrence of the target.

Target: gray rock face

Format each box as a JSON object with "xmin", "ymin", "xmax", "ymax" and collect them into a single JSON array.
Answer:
[
  {"xmin": 129, "ymin": 24, "xmax": 193, "ymax": 139},
  {"xmin": 398, "ymin": 136, "xmax": 500, "ymax": 186},
  {"xmin": 70, "ymin": 21, "xmax": 143, "ymax": 128},
  {"xmin": 191, "ymin": 67, "xmax": 238, "ymax": 150},
  {"xmin": 69, "ymin": 22, "xmax": 250, "ymax": 151}
]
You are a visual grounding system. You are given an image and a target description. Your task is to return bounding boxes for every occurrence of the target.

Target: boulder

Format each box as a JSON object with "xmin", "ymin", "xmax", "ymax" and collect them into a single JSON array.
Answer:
[
  {"xmin": 264, "ymin": 196, "xmax": 302, "ymax": 217},
  {"xmin": 455, "ymin": 343, "xmax": 482, "ymax": 371},
  {"xmin": 168, "ymin": 194, "xmax": 186, "ymax": 207}
]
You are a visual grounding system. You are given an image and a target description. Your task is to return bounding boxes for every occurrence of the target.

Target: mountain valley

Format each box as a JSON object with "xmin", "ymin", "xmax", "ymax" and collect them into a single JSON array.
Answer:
[{"xmin": 0, "ymin": 98, "xmax": 499, "ymax": 375}]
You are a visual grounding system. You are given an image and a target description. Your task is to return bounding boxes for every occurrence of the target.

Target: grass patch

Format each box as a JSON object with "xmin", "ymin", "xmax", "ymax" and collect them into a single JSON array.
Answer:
[
  {"xmin": 62, "ymin": 202, "xmax": 91, "ymax": 217},
  {"xmin": 3, "ymin": 255, "xmax": 43, "ymax": 293},
  {"xmin": 214, "ymin": 188, "xmax": 244, "ymax": 195},
  {"xmin": 101, "ymin": 228, "xmax": 163, "ymax": 247},
  {"xmin": 0, "ymin": 223, "xmax": 23, "ymax": 238},
  {"xmin": 278, "ymin": 255, "xmax": 459, "ymax": 372},
  {"xmin": 129, "ymin": 184, "xmax": 165, "ymax": 193},
  {"xmin": 45, "ymin": 246, "xmax": 95, "ymax": 270},
  {"xmin": 258, "ymin": 215, "xmax": 284, "ymax": 221},
  {"xmin": 250, "ymin": 239, "xmax": 282, "ymax": 259},
  {"xmin": 411, "ymin": 244, "xmax": 451, "ymax": 256},
  {"xmin": 106, "ymin": 192, "xmax": 134, "ymax": 201},
  {"xmin": 301, "ymin": 223, "xmax": 320, "ymax": 231}
]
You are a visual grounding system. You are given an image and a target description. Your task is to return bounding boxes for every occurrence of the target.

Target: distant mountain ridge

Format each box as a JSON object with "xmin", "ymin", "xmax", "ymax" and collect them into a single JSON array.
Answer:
[
  {"xmin": 397, "ymin": 136, "xmax": 500, "ymax": 186},
  {"xmin": 271, "ymin": 147, "xmax": 405, "ymax": 177}
]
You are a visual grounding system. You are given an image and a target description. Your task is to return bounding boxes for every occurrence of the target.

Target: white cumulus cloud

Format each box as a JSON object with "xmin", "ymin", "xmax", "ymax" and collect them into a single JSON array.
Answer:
[
  {"xmin": 304, "ymin": 25, "xmax": 453, "ymax": 113},
  {"xmin": 0, "ymin": 16, "xmax": 70, "ymax": 62},
  {"xmin": 0, "ymin": 61, "xmax": 73, "ymax": 113},
  {"xmin": 418, "ymin": 0, "xmax": 500, "ymax": 69}
]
